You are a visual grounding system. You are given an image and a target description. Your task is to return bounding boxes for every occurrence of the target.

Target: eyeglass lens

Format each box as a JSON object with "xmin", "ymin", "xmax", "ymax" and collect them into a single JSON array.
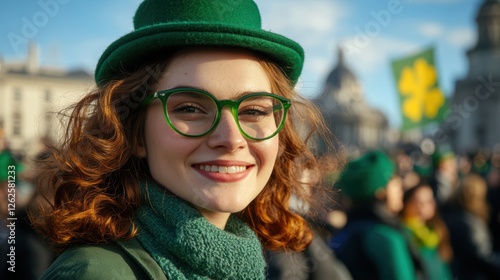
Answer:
[{"xmin": 165, "ymin": 90, "xmax": 285, "ymax": 139}]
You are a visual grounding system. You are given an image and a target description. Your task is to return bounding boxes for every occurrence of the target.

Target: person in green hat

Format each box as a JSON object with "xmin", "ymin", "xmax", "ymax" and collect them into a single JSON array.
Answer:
[
  {"xmin": 329, "ymin": 150, "xmax": 424, "ymax": 280},
  {"xmin": 33, "ymin": 1, "xmax": 335, "ymax": 279},
  {"xmin": 428, "ymin": 147, "xmax": 458, "ymax": 206}
]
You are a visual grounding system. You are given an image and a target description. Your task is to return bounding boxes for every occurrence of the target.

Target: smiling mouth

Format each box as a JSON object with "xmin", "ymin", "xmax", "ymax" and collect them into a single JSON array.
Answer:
[{"xmin": 195, "ymin": 165, "xmax": 247, "ymax": 174}]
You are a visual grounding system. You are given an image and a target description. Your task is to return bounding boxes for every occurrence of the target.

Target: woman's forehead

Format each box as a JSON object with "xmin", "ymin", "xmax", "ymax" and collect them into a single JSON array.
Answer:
[{"xmin": 155, "ymin": 48, "xmax": 272, "ymax": 96}]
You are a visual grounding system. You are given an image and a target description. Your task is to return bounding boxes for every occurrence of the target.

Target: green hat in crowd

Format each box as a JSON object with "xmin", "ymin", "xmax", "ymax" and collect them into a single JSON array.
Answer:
[
  {"xmin": 0, "ymin": 150, "xmax": 24, "ymax": 182},
  {"xmin": 95, "ymin": 0, "xmax": 304, "ymax": 86},
  {"xmin": 335, "ymin": 150, "xmax": 395, "ymax": 201},
  {"xmin": 431, "ymin": 147, "xmax": 455, "ymax": 168}
]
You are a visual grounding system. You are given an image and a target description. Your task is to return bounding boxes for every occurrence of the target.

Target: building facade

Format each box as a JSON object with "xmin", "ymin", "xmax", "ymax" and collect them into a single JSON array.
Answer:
[
  {"xmin": 449, "ymin": 0, "xmax": 500, "ymax": 155},
  {"xmin": 314, "ymin": 48, "xmax": 390, "ymax": 156},
  {"xmin": 0, "ymin": 43, "xmax": 92, "ymax": 159}
]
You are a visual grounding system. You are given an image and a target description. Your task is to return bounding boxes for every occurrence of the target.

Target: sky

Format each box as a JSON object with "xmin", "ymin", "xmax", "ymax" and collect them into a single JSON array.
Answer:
[{"xmin": 0, "ymin": 0, "xmax": 484, "ymax": 128}]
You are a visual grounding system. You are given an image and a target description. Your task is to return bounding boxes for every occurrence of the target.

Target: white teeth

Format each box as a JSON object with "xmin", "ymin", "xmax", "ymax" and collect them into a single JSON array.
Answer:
[
  {"xmin": 197, "ymin": 165, "xmax": 246, "ymax": 173},
  {"xmin": 219, "ymin": 166, "xmax": 228, "ymax": 173}
]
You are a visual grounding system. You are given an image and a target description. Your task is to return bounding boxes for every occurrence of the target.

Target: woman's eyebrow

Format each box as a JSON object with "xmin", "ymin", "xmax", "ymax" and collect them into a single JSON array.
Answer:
[
  {"xmin": 162, "ymin": 85, "xmax": 272, "ymax": 99},
  {"xmin": 238, "ymin": 90, "xmax": 273, "ymax": 96}
]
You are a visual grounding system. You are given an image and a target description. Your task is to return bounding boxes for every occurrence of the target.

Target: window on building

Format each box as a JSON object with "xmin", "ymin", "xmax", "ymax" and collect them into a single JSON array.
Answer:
[
  {"xmin": 13, "ymin": 88, "xmax": 22, "ymax": 102},
  {"xmin": 12, "ymin": 111, "xmax": 22, "ymax": 136}
]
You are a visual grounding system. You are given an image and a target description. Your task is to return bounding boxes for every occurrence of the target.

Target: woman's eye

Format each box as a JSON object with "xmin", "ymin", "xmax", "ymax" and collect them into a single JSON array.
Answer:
[
  {"xmin": 240, "ymin": 107, "xmax": 270, "ymax": 116},
  {"xmin": 174, "ymin": 104, "xmax": 203, "ymax": 114},
  {"xmin": 239, "ymin": 106, "xmax": 274, "ymax": 123}
]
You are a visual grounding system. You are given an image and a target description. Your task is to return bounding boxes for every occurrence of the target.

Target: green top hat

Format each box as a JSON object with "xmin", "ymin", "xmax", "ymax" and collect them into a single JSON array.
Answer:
[
  {"xmin": 335, "ymin": 150, "xmax": 395, "ymax": 201},
  {"xmin": 95, "ymin": 0, "xmax": 304, "ymax": 86}
]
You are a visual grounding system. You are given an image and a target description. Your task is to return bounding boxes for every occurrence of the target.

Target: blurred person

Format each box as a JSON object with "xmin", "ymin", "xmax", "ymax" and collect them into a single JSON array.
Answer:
[
  {"xmin": 400, "ymin": 182, "xmax": 453, "ymax": 280},
  {"xmin": 457, "ymin": 154, "xmax": 473, "ymax": 179},
  {"xmin": 488, "ymin": 149, "xmax": 500, "ymax": 252},
  {"xmin": 441, "ymin": 173, "xmax": 500, "ymax": 279},
  {"xmin": 266, "ymin": 171, "xmax": 352, "ymax": 280},
  {"xmin": 29, "ymin": 0, "xmax": 338, "ymax": 279},
  {"xmin": 472, "ymin": 151, "xmax": 491, "ymax": 177},
  {"xmin": 394, "ymin": 149, "xmax": 422, "ymax": 191},
  {"xmin": 486, "ymin": 167, "xmax": 500, "ymax": 252},
  {"xmin": 266, "ymin": 218, "xmax": 352, "ymax": 280},
  {"xmin": 428, "ymin": 148, "xmax": 458, "ymax": 206},
  {"xmin": 329, "ymin": 150, "xmax": 423, "ymax": 280},
  {"xmin": 1, "ymin": 149, "xmax": 55, "ymax": 279}
]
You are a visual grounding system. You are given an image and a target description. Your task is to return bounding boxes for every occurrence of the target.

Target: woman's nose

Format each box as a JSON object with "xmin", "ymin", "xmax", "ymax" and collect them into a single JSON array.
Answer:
[{"xmin": 206, "ymin": 109, "xmax": 247, "ymax": 151}]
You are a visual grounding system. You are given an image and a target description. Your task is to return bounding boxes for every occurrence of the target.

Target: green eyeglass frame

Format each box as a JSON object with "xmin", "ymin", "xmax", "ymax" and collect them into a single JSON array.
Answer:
[{"xmin": 140, "ymin": 87, "xmax": 292, "ymax": 141}]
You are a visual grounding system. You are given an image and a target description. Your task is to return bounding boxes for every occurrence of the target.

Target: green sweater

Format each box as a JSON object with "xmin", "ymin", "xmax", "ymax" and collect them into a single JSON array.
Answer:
[
  {"xmin": 40, "ymin": 238, "xmax": 166, "ymax": 280},
  {"xmin": 332, "ymin": 203, "xmax": 421, "ymax": 280},
  {"xmin": 365, "ymin": 224, "xmax": 418, "ymax": 280}
]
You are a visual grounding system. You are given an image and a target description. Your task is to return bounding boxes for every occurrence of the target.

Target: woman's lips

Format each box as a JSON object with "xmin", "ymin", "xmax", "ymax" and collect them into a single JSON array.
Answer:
[{"xmin": 192, "ymin": 162, "xmax": 253, "ymax": 182}]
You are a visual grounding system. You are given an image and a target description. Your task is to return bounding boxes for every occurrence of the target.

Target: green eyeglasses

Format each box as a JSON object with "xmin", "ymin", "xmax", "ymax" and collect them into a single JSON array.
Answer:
[{"xmin": 141, "ymin": 87, "xmax": 292, "ymax": 141}]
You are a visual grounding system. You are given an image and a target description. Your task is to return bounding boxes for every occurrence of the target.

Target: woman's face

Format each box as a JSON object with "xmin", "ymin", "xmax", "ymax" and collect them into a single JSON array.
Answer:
[
  {"xmin": 385, "ymin": 177, "xmax": 404, "ymax": 214},
  {"xmin": 414, "ymin": 186, "xmax": 436, "ymax": 221},
  {"xmin": 404, "ymin": 186, "xmax": 436, "ymax": 222},
  {"xmin": 139, "ymin": 48, "xmax": 279, "ymax": 225}
]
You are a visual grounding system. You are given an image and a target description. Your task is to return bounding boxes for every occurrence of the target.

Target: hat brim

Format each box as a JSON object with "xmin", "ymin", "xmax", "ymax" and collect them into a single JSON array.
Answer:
[{"xmin": 95, "ymin": 23, "xmax": 304, "ymax": 85}]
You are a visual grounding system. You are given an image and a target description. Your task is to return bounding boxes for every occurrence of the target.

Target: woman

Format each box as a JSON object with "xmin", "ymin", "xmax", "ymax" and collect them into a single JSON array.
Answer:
[
  {"xmin": 441, "ymin": 173, "xmax": 500, "ymax": 279},
  {"xmin": 329, "ymin": 150, "xmax": 423, "ymax": 280},
  {"xmin": 400, "ymin": 183, "xmax": 453, "ymax": 280},
  {"xmin": 32, "ymin": 0, "xmax": 334, "ymax": 279}
]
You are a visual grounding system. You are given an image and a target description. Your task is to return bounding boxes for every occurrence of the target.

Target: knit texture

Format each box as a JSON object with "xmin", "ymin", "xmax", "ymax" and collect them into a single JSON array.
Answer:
[{"xmin": 135, "ymin": 182, "xmax": 266, "ymax": 279}]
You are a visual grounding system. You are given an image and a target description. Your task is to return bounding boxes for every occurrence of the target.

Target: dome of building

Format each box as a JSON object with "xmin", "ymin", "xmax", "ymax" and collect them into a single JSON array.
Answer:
[
  {"xmin": 314, "ymin": 47, "xmax": 389, "ymax": 154},
  {"xmin": 475, "ymin": 0, "xmax": 500, "ymax": 50},
  {"xmin": 319, "ymin": 48, "xmax": 364, "ymax": 108}
]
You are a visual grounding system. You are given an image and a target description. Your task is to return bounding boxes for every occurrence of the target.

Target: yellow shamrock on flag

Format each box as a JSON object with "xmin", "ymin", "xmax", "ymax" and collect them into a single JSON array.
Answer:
[{"xmin": 398, "ymin": 58, "xmax": 445, "ymax": 122}]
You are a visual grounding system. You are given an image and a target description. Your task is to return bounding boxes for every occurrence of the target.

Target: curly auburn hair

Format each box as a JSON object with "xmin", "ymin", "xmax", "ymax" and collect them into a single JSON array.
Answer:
[{"xmin": 31, "ymin": 50, "xmax": 336, "ymax": 252}]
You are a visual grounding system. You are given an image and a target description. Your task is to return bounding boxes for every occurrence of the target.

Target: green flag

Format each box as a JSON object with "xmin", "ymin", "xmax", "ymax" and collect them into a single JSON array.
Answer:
[{"xmin": 391, "ymin": 47, "xmax": 448, "ymax": 130}]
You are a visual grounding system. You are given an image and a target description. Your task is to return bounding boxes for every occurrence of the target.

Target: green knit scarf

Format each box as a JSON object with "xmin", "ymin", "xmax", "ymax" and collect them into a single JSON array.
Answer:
[{"xmin": 135, "ymin": 182, "xmax": 266, "ymax": 279}]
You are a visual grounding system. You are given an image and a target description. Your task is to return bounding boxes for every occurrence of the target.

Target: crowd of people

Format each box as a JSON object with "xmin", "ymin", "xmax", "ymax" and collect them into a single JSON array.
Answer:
[
  {"xmin": 323, "ymin": 147, "xmax": 500, "ymax": 280},
  {"xmin": 266, "ymin": 146, "xmax": 500, "ymax": 280}
]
